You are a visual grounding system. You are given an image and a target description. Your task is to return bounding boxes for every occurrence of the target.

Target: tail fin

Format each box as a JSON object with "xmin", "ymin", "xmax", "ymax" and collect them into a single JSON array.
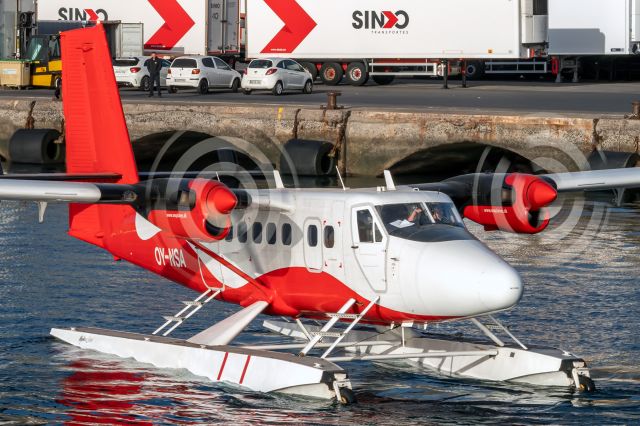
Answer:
[
  {"xmin": 61, "ymin": 24, "xmax": 138, "ymax": 184},
  {"xmin": 60, "ymin": 25, "xmax": 138, "ymax": 247}
]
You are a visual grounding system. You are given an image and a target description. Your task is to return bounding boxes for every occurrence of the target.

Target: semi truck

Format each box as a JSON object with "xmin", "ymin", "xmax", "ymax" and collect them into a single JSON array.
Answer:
[{"xmin": 32, "ymin": 0, "xmax": 640, "ymax": 85}]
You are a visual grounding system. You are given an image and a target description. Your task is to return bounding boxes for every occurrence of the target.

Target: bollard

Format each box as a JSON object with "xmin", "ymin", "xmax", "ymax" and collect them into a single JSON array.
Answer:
[
  {"xmin": 633, "ymin": 101, "xmax": 640, "ymax": 118},
  {"xmin": 325, "ymin": 91, "xmax": 342, "ymax": 110}
]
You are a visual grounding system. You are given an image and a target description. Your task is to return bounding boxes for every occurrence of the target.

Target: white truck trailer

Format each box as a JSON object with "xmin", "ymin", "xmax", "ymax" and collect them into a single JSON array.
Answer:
[
  {"xmin": 468, "ymin": 0, "xmax": 640, "ymax": 80},
  {"xmin": 244, "ymin": 0, "xmax": 548, "ymax": 85},
  {"xmin": 31, "ymin": 0, "xmax": 640, "ymax": 84}
]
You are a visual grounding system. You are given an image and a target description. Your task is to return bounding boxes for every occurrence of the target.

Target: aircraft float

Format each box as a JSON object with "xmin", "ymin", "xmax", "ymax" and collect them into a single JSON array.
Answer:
[{"xmin": 2, "ymin": 24, "xmax": 638, "ymax": 403}]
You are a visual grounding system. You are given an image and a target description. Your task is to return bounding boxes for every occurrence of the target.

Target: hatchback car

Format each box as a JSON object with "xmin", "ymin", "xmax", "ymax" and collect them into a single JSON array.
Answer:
[
  {"xmin": 166, "ymin": 56, "xmax": 242, "ymax": 94},
  {"xmin": 113, "ymin": 57, "xmax": 171, "ymax": 91},
  {"xmin": 241, "ymin": 58, "xmax": 313, "ymax": 95}
]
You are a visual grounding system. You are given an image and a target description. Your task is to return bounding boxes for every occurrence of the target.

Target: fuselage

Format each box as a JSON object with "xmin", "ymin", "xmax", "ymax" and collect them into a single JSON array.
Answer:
[{"xmin": 103, "ymin": 186, "xmax": 523, "ymax": 324}]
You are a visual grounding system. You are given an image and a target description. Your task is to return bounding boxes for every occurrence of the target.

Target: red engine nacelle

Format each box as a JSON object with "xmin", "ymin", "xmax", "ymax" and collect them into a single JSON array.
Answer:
[
  {"xmin": 463, "ymin": 174, "xmax": 558, "ymax": 234},
  {"xmin": 147, "ymin": 179, "xmax": 237, "ymax": 241}
]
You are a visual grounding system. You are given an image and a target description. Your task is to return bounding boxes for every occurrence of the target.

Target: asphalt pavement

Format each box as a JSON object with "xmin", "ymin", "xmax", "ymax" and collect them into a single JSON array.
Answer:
[{"xmin": 1, "ymin": 78, "xmax": 639, "ymax": 116}]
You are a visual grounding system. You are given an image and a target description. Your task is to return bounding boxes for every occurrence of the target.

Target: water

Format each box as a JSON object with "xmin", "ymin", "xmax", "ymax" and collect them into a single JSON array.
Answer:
[{"xmin": 0, "ymin": 191, "xmax": 639, "ymax": 424}]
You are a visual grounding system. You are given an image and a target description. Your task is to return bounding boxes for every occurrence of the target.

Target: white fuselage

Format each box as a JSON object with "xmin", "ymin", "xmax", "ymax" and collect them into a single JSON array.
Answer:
[{"xmin": 170, "ymin": 187, "xmax": 524, "ymax": 322}]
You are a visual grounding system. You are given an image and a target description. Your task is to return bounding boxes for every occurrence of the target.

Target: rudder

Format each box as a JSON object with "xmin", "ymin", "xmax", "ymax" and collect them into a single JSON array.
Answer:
[{"xmin": 60, "ymin": 24, "xmax": 138, "ymax": 247}]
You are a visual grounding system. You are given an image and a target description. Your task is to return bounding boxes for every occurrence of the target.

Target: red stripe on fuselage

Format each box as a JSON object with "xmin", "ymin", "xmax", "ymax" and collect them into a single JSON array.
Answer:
[{"xmin": 106, "ymin": 213, "xmax": 459, "ymax": 325}]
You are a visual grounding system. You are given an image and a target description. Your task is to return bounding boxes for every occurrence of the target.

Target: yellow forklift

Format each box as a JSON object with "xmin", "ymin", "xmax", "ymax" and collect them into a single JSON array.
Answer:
[{"xmin": 19, "ymin": 15, "xmax": 85, "ymax": 91}]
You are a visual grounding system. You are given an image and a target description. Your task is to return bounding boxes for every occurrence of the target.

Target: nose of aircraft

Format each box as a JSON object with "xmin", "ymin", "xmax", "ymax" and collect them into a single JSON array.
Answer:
[
  {"xmin": 408, "ymin": 239, "xmax": 524, "ymax": 317},
  {"xmin": 476, "ymin": 258, "xmax": 523, "ymax": 313}
]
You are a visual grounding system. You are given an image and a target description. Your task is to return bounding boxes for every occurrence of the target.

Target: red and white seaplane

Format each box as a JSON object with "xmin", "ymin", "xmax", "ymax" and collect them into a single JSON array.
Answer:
[{"xmin": 1, "ymin": 25, "xmax": 638, "ymax": 402}]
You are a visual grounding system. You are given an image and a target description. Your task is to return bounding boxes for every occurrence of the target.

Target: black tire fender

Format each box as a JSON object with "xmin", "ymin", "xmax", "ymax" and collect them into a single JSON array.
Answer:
[
  {"xmin": 9, "ymin": 129, "xmax": 64, "ymax": 164},
  {"xmin": 280, "ymin": 139, "xmax": 337, "ymax": 177}
]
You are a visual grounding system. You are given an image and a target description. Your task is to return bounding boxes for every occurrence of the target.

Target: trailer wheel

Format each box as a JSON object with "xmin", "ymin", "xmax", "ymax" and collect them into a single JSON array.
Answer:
[
  {"xmin": 243, "ymin": 89, "xmax": 252, "ymax": 95},
  {"xmin": 372, "ymin": 75, "xmax": 394, "ymax": 85},
  {"xmin": 320, "ymin": 62, "xmax": 343, "ymax": 86},
  {"xmin": 300, "ymin": 62, "xmax": 318, "ymax": 81},
  {"xmin": 465, "ymin": 61, "xmax": 485, "ymax": 80},
  {"xmin": 346, "ymin": 62, "xmax": 368, "ymax": 86},
  {"xmin": 280, "ymin": 139, "xmax": 336, "ymax": 177},
  {"xmin": 9, "ymin": 129, "xmax": 64, "ymax": 164}
]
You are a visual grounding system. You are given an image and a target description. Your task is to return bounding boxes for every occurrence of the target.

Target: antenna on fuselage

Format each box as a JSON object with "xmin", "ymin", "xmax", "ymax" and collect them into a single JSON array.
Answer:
[
  {"xmin": 273, "ymin": 170, "xmax": 285, "ymax": 189},
  {"xmin": 384, "ymin": 170, "xmax": 397, "ymax": 191},
  {"xmin": 336, "ymin": 166, "xmax": 347, "ymax": 191}
]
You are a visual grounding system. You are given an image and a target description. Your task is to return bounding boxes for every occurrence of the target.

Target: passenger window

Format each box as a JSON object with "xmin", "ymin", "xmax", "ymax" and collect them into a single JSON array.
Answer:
[
  {"xmin": 357, "ymin": 210, "xmax": 374, "ymax": 243},
  {"xmin": 282, "ymin": 223, "xmax": 292, "ymax": 246},
  {"xmin": 307, "ymin": 225, "xmax": 318, "ymax": 247},
  {"xmin": 286, "ymin": 60, "xmax": 301, "ymax": 71},
  {"xmin": 253, "ymin": 222, "xmax": 263, "ymax": 243},
  {"xmin": 277, "ymin": 61, "xmax": 286, "ymax": 69},
  {"xmin": 237, "ymin": 222, "xmax": 247, "ymax": 243},
  {"xmin": 324, "ymin": 226, "xmax": 335, "ymax": 248},
  {"xmin": 202, "ymin": 57, "xmax": 215, "ymax": 68},
  {"xmin": 267, "ymin": 223, "xmax": 277, "ymax": 245},
  {"xmin": 214, "ymin": 58, "xmax": 230, "ymax": 70},
  {"xmin": 225, "ymin": 226, "xmax": 233, "ymax": 242}
]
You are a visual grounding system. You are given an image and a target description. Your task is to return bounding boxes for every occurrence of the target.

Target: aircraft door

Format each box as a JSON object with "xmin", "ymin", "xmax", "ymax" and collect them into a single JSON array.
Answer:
[
  {"xmin": 303, "ymin": 218, "xmax": 323, "ymax": 272},
  {"xmin": 352, "ymin": 207, "xmax": 387, "ymax": 292}
]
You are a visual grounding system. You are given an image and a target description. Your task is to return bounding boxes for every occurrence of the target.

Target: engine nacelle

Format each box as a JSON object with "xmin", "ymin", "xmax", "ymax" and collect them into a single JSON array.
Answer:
[
  {"xmin": 460, "ymin": 173, "xmax": 558, "ymax": 234},
  {"xmin": 146, "ymin": 179, "xmax": 237, "ymax": 241}
]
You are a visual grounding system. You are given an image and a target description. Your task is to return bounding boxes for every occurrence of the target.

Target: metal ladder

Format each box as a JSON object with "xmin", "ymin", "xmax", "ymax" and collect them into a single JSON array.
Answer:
[
  {"xmin": 299, "ymin": 296, "xmax": 380, "ymax": 358},
  {"xmin": 153, "ymin": 287, "xmax": 223, "ymax": 337}
]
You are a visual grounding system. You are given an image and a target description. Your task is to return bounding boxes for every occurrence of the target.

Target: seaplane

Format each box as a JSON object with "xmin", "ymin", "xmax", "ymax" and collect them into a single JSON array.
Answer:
[{"xmin": 1, "ymin": 24, "xmax": 638, "ymax": 403}]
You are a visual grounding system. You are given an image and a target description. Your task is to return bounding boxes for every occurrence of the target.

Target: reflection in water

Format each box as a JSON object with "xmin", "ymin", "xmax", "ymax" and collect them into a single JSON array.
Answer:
[{"xmin": 0, "ymin": 188, "xmax": 638, "ymax": 423}]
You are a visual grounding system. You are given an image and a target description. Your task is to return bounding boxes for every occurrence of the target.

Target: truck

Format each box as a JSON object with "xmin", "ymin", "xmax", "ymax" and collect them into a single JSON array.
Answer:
[
  {"xmin": 31, "ymin": 0, "xmax": 640, "ymax": 85},
  {"xmin": 244, "ymin": 0, "xmax": 548, "ymax": 85}
]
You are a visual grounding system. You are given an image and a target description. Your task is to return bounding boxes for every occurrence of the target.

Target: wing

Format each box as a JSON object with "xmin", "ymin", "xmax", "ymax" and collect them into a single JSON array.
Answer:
[
  {"xmin": 543, "ymin": 168, "xmax": 640, "ymax": 192},
  {"xmin": 411, "ymin": 167, "xmax": 640, "ymax": 235}
]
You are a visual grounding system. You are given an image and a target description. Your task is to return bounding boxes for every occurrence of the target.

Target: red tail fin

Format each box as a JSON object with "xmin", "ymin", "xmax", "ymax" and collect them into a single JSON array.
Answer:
[
  {"xmin": 61, "ymin": 24, "xmax": 138, "ymax": 184},
  {"xmin": 61, "ymin": 25, "xmax": 138, "ymax": 247}
]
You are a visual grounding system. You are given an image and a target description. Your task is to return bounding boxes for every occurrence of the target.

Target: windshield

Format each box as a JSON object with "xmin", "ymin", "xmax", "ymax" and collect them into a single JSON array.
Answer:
[
  {"xmin": 249, "ymin": 60, "xmax": 273, "ymax": 69},
  {"xmin": 376, "ymin": 202, "xmax": 469, "ymax": 242},
  {"xmin": 25, "ymin": 37, "xmax": 47, "ymax": 61}
]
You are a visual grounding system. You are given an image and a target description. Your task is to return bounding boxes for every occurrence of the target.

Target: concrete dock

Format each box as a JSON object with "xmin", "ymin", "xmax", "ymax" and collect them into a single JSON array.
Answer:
[{"xmin": 0, "ymin": 95, "xmax": 639, "ymax": 175}]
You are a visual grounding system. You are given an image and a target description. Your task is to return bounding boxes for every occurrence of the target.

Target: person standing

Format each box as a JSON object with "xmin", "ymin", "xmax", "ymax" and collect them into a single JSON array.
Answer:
[{"xmin": 146, "ymin": 52, "xmax": 163, "ymax": 97}]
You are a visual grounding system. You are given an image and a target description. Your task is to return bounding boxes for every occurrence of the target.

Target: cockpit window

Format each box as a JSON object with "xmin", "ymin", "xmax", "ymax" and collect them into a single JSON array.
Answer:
[
  {"xmin": 356, "ymin": 209, "xmax": 383, "ymax": 243},
  {"xmin": 377, "ymin": 202, "xmax": 462, "ymax": 231},
  {"xmin": 375, "ymin": 202, "xmax": 465, "ymax": 242},
  {"xmin": 425, "ymin": 202, "xmax": 462, "ymax": 226}
]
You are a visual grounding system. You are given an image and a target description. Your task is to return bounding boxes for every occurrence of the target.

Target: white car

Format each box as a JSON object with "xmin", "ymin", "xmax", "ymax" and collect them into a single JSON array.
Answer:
[
  {"xmin": 241, "ymin": 58, "xmax": 313, "ymax": 95},
  {"xmin": 113, "ymin": 57, "xmax": 171, "ymax": 91},
  {"xmin": 167, "ymin": 56, "xmax": 242, "ymax": 94}
]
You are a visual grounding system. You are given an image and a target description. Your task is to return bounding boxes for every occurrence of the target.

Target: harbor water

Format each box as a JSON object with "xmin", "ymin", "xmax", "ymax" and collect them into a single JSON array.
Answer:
[{"xmin": 0, "ymin": 180, "xmax": 638, "ymax": 424}]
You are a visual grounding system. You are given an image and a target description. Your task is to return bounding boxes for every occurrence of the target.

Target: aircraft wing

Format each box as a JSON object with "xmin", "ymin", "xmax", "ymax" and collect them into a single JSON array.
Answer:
[
  {"xmin": 0, "ymin": 179, "xmax": 138, "ymax": 204},
  {"xmin": 543, "ymin": 168, "xmax": 640, "ymax": 192}
]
